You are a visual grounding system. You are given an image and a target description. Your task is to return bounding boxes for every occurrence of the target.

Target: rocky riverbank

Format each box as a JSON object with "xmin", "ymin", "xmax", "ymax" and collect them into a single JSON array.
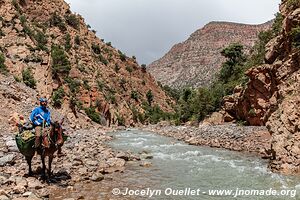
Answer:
[
  {"xmin": 0, "ymin": 127, "xmax": 141, "ymax": 200},
  {"xmin": 143, "ymin": 124, "xmax": 272, "ymax": 158}
]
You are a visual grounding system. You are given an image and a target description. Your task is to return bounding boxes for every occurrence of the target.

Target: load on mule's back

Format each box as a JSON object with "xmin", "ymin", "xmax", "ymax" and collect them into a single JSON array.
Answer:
[{"xmin": 15, "ymin": 98, "xmax": 67, "ymax": 180}]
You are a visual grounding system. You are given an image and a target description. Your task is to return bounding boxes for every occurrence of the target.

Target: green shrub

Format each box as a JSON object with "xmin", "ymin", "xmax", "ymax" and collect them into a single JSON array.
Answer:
[
  {"xmin": 14, "ymin": 75, "xmax": 21, "ymax": 82},
  {"xmin": 248, "ymin": 108, "xmax": 256, "ymax": 117},
  {"xmin": 105, "ymin": 93, "xmax": 116, "ymax": 104},
  {"xmin": 287, "ymin": 0, "xmax": 300, "ymax": 8},
  {"xmin": 114, "ymin": 64, "xmax": 120, "ymax": 73},
  {"xmin": 97, "ymin": 80, "xmax": 104, "ymax": 91},
  {"xmin": 65, "ymin": 14, "xmax": 80, "ymax": 30},
  {"xmin": 141, "ymin": 64, "xmax": 147, "ymax": 73},
  {"xmin": 34, "ymin": 31, "xmax": 48, "ymax": 51},
  {"xmin": 22, "ymin": 68, "xmax": 36, "ymax": 88},
  {"xmin": 85, "ymin": 107, "xmax": 102, "ymax": 124},
  {"xmin": 106, "ymin": 42, "xmax": 112, "ymax": 47},
  {"xmin": 51, "ymin": 45, "xmax": 71, "ymax": 76},
  {"xmin": 23, "ymin": 24, "xmax": 34, "ymax": 38},
  {"xmin": 131, "ymin": 90, "xmax": 139, "ymax": 101},
  {"xmin": 0, "ymin": 53, "xmax": 8, "ymax": 75},
  {"xmin": 116, "ymin": 114, "xmax": 125, "ymax": 126},
  {"xmin": 77, "ymin": 64, "xmax": 87, "ymax": 73},
  {"xmin": 99, "ymin": 54, "xmax": 108, "ymax": 65},
  {"xmin": 64, "ymin": 33, "xmax": 72, "ymax": 51},
  {"xmin": 92, "ymin": 43, "xmax": 101, "ymax": 54},
  {"xmin": 19, "ymin": 15, "xmax": 26, "ymax": 25},
  {"xmin": 75, "ymin": 35, "xmax": 80, "ymax": 45},
  {"xmin": 52, "ymin": 87, "xmax": 65, "ymax": 108},
  {"xmin": 119, "ymin": 78, "xmax": 127, "ymax": 90},
  {"xmin": 125, "ymin": 66, "xmax": 133, "ymax": 73},
  {"xmin": 64, "ymin": 77, "xmax": 81, "ymax": 93},
  {"xmin": 143, "ymin": 104, "xmax": 171, "ymax": 124},
  {"xmin": 83, "ymin": 79, "xmax": 91, "ymax": 90},
  {"xmin": 118, "ymin": 50, "xmax": 126, "ymax": 61},
  {"xmin": 49, "ymin": 13, "xmax": 67, "ymax": 32},
  {"xmin": 146, "ymin": 90, "xmax": 154, "ymax": 105},
  {"xmin": 291, "ymin": 26, "xmax": 300, "ymax": 48},
  {"xmin": 69, "ymin": 96, "xmax": 82, "ymax": 110}
]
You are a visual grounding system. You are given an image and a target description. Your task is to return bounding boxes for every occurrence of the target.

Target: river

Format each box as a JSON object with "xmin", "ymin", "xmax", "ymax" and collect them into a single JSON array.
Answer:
[
  {"xmin": 52, "ymin": 129, "xmax": 300, "ymax": 199},
  {"xmin": 107, "ymin": 129, "xmax": 300, "ymax": 200}
]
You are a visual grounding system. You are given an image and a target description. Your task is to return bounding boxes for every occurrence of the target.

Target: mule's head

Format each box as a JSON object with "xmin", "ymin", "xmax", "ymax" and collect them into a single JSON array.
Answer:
[{"xmin": 50, "ymin": 118, "xmax": 64, "ymax": 145}]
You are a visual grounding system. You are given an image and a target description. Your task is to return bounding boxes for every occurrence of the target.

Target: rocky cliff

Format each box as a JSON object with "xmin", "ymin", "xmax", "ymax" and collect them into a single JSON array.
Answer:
[
  {"xmin": 0, "ymin": 0, "xmax": 173, "ymax": 127},
  {"xmin": 148, "ymin": 21, "xmax": 272, "ymax": 89},
  {"xmin": 220, "ymin": 0, "xmax": 300, "ymax": 174}
]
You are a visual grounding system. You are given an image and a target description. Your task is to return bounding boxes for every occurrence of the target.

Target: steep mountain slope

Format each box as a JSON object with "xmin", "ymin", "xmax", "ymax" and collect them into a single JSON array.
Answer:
[
  {"xmin": 219, "ymin": 0, "xmax": 300, "ymax": 174},
  {"xmin": 148, "ymin": 21, "xmax": 272, "ymax": 89},
  {"xmin": 0, "ymin": 0, "xmax": 173, "ymax": 127}
]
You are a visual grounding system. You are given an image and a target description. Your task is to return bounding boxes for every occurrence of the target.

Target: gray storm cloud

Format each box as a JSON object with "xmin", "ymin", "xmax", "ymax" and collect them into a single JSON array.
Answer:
[{"xmin": 65, "ymin": 0, "xmax": 280, "ymax": 65}]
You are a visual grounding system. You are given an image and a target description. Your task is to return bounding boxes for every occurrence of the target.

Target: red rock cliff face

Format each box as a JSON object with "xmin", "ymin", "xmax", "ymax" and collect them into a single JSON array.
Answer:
[
  {"xmin": 148, "ymin": 21, "xmax": 272, "ymax": 89},
  {"xmin": 0, "ymin": 0, "xmax": 173, "ymax": 127},
  {"xmin": 220, "ymin": 0, "xmax": 300, "ymax": 174}
]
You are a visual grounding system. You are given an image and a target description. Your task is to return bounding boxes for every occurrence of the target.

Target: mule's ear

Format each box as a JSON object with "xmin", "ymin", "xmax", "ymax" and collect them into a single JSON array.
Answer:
[{"xmin": 60, "ymin": 117, "xmax": 65, "ymax": 125}]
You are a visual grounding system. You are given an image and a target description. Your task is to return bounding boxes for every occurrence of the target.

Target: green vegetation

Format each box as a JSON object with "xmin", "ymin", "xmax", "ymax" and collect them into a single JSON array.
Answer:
[
  {"xmin": 248, "ymin": 13, "xmax": 283, "ymax": 66},
  {"xmin": 105, "ymin": 92, "xmax": 116, "ymax": 104},
  {"xmin": 131, "ymin": 90, "xmax": 139, "ymax": 101},
  {"xmin": 287, "ymin": 0, "xmax": 300, "ymax": 8},
  {"xmin": 143, "ymin": 103, "xmax": 172, "ymax": 124},
  {"xmin": 92, "ymin": 43, "xmax": 101, "ymax": 54},
  {"xmin": 65, "ymin": 14, "xmax": 80, "ymax": 30},
  {"xmin": 163, "ymin": 43, "xmax": 247, "ymax": 124},
  {"xmin": 291, "ymin": 26, "xmax": 300, "ymax": 48},
  {"xmin": 141, "ymin": 64, "xmax": 147, "ymax": 73},
  {"xmin": 99, "ymin": 54, "xmax": 108, "ymax": 65},
  {"xmin": 85, "ymin": 107, "xmax": 103, "ymax": 124},
  {"xmin": 22, "ymin": 68, "xmax": 36, "ymax": 88},
  {"xmin": 125, "ymin": 66, "xmax": 133, "ymax": 73},
  {"xmin": 146, "ymin": 90, "xmax": 154, "ymax": 105},
  {"xmin": 114, "ymin": 64, "xmax": 120, "ymax": 73},
  {"xmin": 0, "ymin": 53, "xmax": 8, "ymax": 75},
  {"xmin": 97, "ymin": 80, "xmax": 104, "ymax": 91},
  {"xmin": 118, "ymin": 50, "xmax": 126, "ymax": 61},
  {"xmin": 65, "ymin": 77, "xmax": 81, "ymax": 94},
  {"xmin": 14, "ymin": 76, "xmax": 21, "ymax": 82},
  {"xmin": 49, "ymin": 13, "xmax": 67, "ymax": 32},
  {"xmin": 75, "ymin": 35, "xmax": 80, "ymax": 45},
  {"xmin": 83, "ymin": 79, "xmax": 91, "ymax": 90},
  {"xmin": 116, "ymin": 114, "xmax": 125, "ymax": 126},
  {"xmin": 64, "ymin": 33, "xmax": 72, "ymax": 51},
  {"xmin": 52, "ymin": 87, "xmax": 65, "ymax": 108},
  {"xmin": 51, "ymin": 45, "xmax": 71, "ymax": 76},
  {"xmin": 33, "ymin": 30, "xmax": 48, "ymax": 51},
  {"xmin": 106, "ymin": 42, "xmax": 112, "ymax": 47}
]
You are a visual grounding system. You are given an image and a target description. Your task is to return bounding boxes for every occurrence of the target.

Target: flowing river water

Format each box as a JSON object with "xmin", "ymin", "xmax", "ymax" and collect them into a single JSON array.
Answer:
[
  {"xmin": 53, "ymin": 129, "xmax": 300, "ymax": 199},
  {"xmin": 107, "ymin": 129, "xmax": 300, "ymax": 200}
]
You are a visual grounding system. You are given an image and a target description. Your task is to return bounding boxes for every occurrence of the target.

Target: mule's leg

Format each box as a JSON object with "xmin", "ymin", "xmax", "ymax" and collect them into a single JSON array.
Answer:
[
  {"xmin": 25, "ymin": 156, "xmax": 33, "ymax": 176},
  {"xmin": 41, "ymin": 153, "xmax": 46, "ymax": 180},
  {"xmin": 48, "ymin": 155, "xmax": 53, "ymax": 178}
]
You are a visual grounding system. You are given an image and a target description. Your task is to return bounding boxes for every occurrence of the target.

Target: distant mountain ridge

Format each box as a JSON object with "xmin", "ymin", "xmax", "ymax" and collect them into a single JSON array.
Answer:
[{"xmin": 148, "ymin": 20, "xmax": 273, "ymax": 89}]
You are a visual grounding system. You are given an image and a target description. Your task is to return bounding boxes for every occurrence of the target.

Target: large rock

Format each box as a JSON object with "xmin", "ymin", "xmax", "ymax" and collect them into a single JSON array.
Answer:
[{"xmin": 0, "ymin": 154, "xmax": 15, "ymax": 166}]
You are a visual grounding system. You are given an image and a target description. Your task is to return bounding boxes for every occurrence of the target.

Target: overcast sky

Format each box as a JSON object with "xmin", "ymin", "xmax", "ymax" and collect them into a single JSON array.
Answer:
[{"xmin": 65, "ymin": 0, "xmax": 281, "ymax": 65}]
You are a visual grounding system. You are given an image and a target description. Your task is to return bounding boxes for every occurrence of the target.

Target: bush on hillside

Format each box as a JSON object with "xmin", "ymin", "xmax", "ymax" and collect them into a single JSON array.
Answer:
[
  {"xmin": 0, "ymin": 53, "xmax": 8, "ymax": 75},
  {"xmin": 51, "ymin": 45, "xmax": 71, "ymax": 76},
  {"xmin": 49, "ymin": 12, "xmax": 67, "ymax": 32},
  {"xmin": 52, "ymin": 87, "xmax": 65, "ymax": 108},
  {"xmin": 22, "ymin": 68, "xmax": 36, "ymax": 88},
  {"xmin": 65, "ymin": 14, "xmax": 80, "ymax": 30}
]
